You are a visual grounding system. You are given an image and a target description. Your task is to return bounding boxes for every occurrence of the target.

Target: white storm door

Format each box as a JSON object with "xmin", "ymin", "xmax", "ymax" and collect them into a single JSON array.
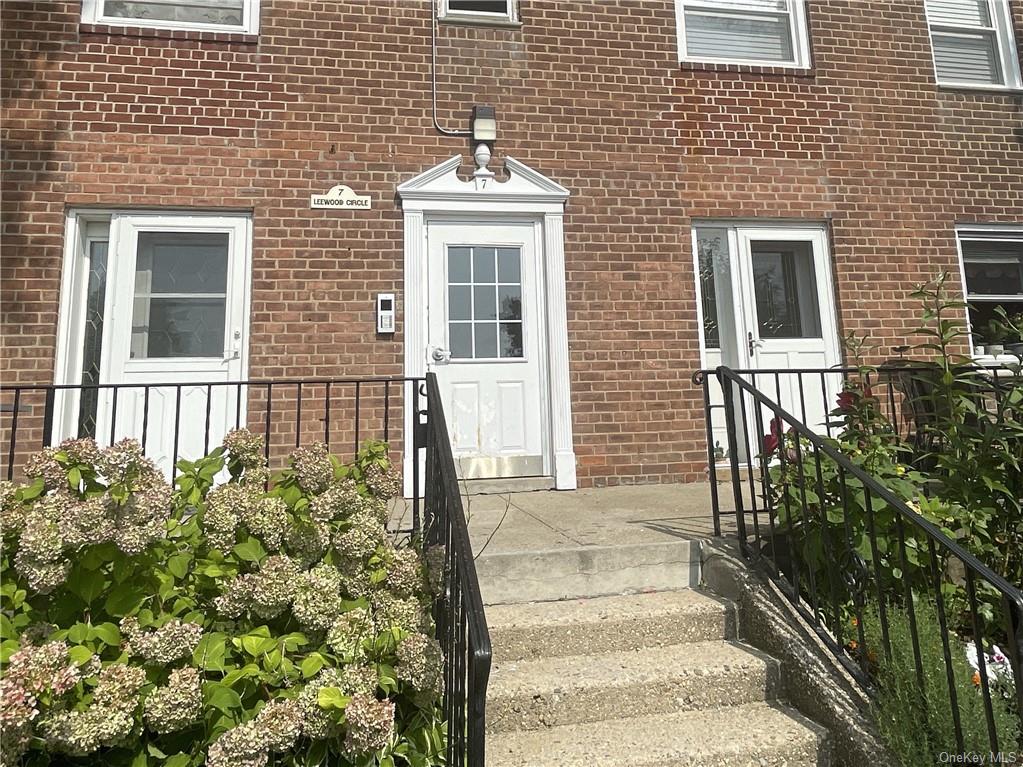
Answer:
[
  {"xmin": 736, "ymin": 227, "xmax": 841, "ymax": 433},
  {"xmin": 99, "ymin": 214, "xmax": 251, "ymax": 472},
  {"xmin": 426, "ymin": 222, "xmax": 548, "ymax": 479}
]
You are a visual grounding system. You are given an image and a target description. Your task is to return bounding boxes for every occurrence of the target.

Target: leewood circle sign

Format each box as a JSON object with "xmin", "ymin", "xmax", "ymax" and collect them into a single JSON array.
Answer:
[{"xmin": 310, "ymin": 184, "xmax": 372, "ymax": 209}]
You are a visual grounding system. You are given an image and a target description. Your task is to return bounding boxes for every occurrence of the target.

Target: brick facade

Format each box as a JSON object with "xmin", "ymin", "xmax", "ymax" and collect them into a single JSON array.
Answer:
[{"xmin": 2, "ymin": 1, "xmax": 1022, "ymax": 485}]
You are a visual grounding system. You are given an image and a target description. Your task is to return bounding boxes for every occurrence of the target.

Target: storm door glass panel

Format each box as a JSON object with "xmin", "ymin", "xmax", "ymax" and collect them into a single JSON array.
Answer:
[
  {"xmin": 750, "ymin": 240, "xmax": 822, "ymax": 338},
  {"xmin": 696, "ymin": 228, "xmax": 729, "ymax": 349},
  {"xmin": 78, "ymin": 240, "xmax": 109, "ymax": 438},
  {"xmin": 103, "ymin": 0, "xmax": 245, "ymax": 26},
  {"xmin": 447, "ymin": 245, "xmax": 523, "ymax": 359},
  {"xmin": 130, "ymin": 231, "xmax": 229, "ymax": 358}
]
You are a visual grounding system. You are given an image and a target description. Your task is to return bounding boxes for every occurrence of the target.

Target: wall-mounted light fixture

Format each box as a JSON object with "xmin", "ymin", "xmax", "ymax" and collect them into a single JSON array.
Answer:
[{"xmin": 471, "ymin": 105, "xmax": 497, "ymax": 143}]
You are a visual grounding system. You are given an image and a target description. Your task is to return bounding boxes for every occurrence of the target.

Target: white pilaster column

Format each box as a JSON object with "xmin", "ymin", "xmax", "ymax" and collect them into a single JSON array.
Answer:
[{"xmin": 543, "ymin": 212, "xmax": 577, "ymax": 489}]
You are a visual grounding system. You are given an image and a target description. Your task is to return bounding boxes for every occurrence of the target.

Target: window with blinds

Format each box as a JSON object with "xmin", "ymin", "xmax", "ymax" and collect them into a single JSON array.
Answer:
[
  {"xmin": 925, "ymin": 0, "xmax": 1021, "ymax": 88},
  {"xmin": 81, "ymin": 0, "xmax": 259, "ymax": 34},
  {"xmin": 959, "ymin": 231, "xmax": 1023, "ymax": 356},
  {"xmin": 440, "ymin": 0, "xmax": 518, "ymax": 22},
  {"xmin": 676, "ymin": 0, "xmax": 811, "ymax": 67}
]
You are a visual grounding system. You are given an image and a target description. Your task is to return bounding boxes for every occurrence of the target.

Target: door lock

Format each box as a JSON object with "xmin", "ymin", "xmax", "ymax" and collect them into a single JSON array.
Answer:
[{"xmin": 430, "ymin": 346, "xmax": 451, "ymax": 363}]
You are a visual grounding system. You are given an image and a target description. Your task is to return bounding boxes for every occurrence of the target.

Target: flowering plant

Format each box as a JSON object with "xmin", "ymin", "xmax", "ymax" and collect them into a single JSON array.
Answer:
[{"xmin": 0, "ymin": 433, "xmax": 444, "ymax": 767}]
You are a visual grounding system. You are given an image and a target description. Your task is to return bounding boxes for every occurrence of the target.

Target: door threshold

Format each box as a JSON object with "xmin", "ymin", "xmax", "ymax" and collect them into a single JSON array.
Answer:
[{"xmin": 459, "ymin": 476, "xmax": 556, "ymax": 495}]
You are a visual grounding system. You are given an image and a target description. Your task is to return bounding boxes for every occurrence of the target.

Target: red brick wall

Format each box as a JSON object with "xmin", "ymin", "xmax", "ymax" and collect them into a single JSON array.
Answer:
[{"xmin": 3, "ymin": 1, "xmax": 1022, "ymax": 485}]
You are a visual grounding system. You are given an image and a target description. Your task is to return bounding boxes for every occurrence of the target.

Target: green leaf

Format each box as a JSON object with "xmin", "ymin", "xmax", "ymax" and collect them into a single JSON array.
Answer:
[
  {"xmin": 163, "ymin": 756, "xmax": 191, "ymax": 767},
  {"xmin": 167, "ymin": 553, "xmax": 192, "ymax": 580},
  {"xmin": 204, "ymin": 682, "xmax": 243, "ymax": 714},
  {"xmin": 89, "ymin": 622, "xmax": 121, "ymax": 646},
  {"xmin": 68, "ymin": 645, "xmax": 95, "ymax": 666},
  {"xmin": 232, "ymin": 538, "xmax": 267, "ymax": 563},
  {"xmin": 317, "ymin": 686, "xmax": 351, "ymax": 711},
  {"xmin": 194, "ymin": 632, "xmax": 227, "ymax": 670},
  {"xmin": 241, "ymin": 634, "xmax": 277, "ymax": 657},
  {"xmin": 67, "ymin": 622, "xmax": 90, "ymax": 644},
  {"xmin": 130, "ymin": 751, "xmax": 149, "ymax": 767},
  {"xmin": 300, "ymin": 653, "xmax": 325, "ymax": 679},
  {"xmin": 105, "ymin": 583, "xmax": 147, "ymax": 616},
  {"xmin": 69, "ymin": 567, "xmax": 107, "ymax": 605}
]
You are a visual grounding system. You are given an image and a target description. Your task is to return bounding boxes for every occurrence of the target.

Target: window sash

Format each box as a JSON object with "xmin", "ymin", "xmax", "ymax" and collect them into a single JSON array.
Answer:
[
  {"xmin": 81, "ymin": 0, "xmax": 258, "ymax": 34},
  {"xmin": 441, "ymin": 0, "xmax": 517, "ymax": 22},
  {"xmin": 926, "ymin": 0, "xmax": 1021, "ymax": 87},
  {"xmin": 677, "ymin": 0, "xmax": 808, "ymax": 68}
]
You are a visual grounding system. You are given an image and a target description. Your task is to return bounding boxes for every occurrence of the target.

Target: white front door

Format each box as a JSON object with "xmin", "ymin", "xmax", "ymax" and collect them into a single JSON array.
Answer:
[
  {"xmin": 696, "ymin": 224, "xmax": 841, "ymax": 461},
  {"xmin": 56, "ymin": 213, "xmax": 251, "ymax": 473},
  {"xmin": 425, "ymin": 221, "xmax": 548, "ymax": 479}
]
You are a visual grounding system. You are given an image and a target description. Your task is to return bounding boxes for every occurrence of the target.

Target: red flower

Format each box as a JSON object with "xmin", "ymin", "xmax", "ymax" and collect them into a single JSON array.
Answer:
[
  {"xmin": 762, "ymin": 432, "xmax": 779, "ymax": 456},
  {"xmin": 836, "ymin": 390, "xmax": 859, "ymax": 412}
]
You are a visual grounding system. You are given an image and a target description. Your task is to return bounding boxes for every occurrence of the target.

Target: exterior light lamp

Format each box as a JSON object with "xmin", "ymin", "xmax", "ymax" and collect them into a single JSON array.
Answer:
[{"xmin": 471, "ymin": 105, "xmax": 497, "ymax": 143}]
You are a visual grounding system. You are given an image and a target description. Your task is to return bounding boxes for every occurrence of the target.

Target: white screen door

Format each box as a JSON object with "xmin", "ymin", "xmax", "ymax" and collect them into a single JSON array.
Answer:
[
  {"xmin": 426, "ymin": 221, "xmax": 548, "ymax": 479},
  {"xmin": 697, "ymin": 224, "xmax": 841, "ymax": 462},
  {"xmin": 56, "ymin": 213, "xmax": 251, "ymax": 474}
]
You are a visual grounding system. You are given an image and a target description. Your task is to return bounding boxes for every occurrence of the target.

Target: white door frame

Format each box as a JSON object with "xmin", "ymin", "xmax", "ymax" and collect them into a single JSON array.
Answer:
[{"xmin": 397, "ymin": 155, "xmax": 576, "ymax": 492}]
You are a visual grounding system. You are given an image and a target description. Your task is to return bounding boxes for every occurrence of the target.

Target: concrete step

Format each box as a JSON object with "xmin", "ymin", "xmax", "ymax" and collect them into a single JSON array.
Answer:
[
  {"xmin": 486, "ymin": 701, "xmax": 831, "ymax": 767},
  {"xmin": 475, "ymin": 539, "xmax": 700, "ymax": 605},
  {"xmin": 487, "ymin": 640, "xmax": 781, "ymax": 733},
  {"xmin": 487, "ymin": 589, "xmax": 736, "ymax": 662}
]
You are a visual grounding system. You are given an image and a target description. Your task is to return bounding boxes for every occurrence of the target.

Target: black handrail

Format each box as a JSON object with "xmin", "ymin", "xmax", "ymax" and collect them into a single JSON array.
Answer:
[
  {"xmin": 421, "ymin": 373, "xmax": 492, "ymax": 766},
  {"xmin": 714, "ymin": 365, "xmax": 1023, "ymax": 754}
]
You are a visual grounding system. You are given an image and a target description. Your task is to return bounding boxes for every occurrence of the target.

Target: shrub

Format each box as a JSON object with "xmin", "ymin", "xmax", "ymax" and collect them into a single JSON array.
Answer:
[
  {"xmin": 0, "ymin": 433, "xmax": 445, "ymax": 767},
  {"xmin": 862, "ymin": 598, "xmax": 1019, "ymax": 766}
]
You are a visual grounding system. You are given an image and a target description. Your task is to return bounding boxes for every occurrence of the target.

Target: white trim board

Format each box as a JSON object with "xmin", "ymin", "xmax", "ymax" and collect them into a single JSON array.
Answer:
[{"xmin": 397, "ymin": 155, "xmax": 576, "ymax": 494}]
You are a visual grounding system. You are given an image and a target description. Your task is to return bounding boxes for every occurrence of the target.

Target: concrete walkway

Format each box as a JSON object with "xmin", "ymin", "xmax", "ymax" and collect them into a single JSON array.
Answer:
[{"xmin": 462, "ymin": 482, "xmax": 734, "ymax": 557}]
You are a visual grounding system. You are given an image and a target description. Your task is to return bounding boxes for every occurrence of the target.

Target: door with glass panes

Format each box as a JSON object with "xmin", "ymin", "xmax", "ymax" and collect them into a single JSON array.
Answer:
[
  {"xmin": 56, "ymin": 213, "xmax": 250, "ymax": 474},
  {"xmin": 696, "ymin": 224, "xmax": 840, "ymax": 461},
  {"xmin": 425, "ymin": 221, "xmax": 548, "ymax": 479}
]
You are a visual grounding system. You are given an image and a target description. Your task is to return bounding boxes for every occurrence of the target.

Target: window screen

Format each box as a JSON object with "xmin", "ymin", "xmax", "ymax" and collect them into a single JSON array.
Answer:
[{"xmin": 961, "ymin": 236, "xmax": 1023, "ymax": 349}]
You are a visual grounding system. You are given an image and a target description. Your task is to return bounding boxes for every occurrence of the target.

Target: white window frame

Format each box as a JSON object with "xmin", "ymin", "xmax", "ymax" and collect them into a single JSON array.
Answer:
[
  {"xmin": 924, "ymin": 0, "xmax": 1022, "ymax": 90},
  {"xmin": 81, "ymin": 0, "xmax": 260, "ymax": 35},
  {"xmin": 955, "ymin": 225, "xmax": 1023, "ymax": 365},
  {"xmin": 675, "ymin": 0, "xmax": 812, "ymax": 69},
  {"xmin": 438, "ymin": 0, "xmax": 520, "ymax": 25}
]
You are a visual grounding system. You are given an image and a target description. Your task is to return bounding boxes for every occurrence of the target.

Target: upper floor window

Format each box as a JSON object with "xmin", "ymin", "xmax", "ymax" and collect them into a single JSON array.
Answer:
[
  {"xmin": 81, "ymin": 0, "xmax": 260, "ymax": 35},
  {"xmin": 675, "ymin": 0, "xmax": 811, "ymax": 68},
  {"xmin": 439, "ymin": 0, "xmax": 519, "ymax": 24},
  {"xmin": 925, "ymin": 0, "xmax": 1021, "ymax": 89}
]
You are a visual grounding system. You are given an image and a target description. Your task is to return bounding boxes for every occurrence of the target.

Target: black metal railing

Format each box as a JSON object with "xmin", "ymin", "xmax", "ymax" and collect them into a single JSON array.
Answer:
[
  {"xmin": 421, "ymin": 373, "xmax": 492, "ymax": 767},
  {"xmin": 692, "ymin": 363, "xmax": 1020, "ymax": 537},
  {"xmin": 711, "ymin": 365, "xmax": 1023, "ymax": 755},
  {"xmin": 1, "ymin": 376, "xmax": 424, "ymax": 524}
]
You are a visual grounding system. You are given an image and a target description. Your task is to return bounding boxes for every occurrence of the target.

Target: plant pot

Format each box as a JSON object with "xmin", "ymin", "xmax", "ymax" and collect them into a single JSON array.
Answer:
[
  {"xmin": 973, "ymin": 345, "xmax": 986, "ymax": 357},
  {"xmin": 987, "ymin": 344, "xmax": 1005, "ymax": 356}
]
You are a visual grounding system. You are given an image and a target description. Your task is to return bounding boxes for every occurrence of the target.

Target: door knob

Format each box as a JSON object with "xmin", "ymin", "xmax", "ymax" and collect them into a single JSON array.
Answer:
[{"xmin": 431, "ymin": 347, "xmax": 451, "ymax": 363}]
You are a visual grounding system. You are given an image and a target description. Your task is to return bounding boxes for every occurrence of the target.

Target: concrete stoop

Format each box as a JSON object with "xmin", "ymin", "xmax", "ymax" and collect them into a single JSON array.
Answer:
[{"xmin": 479, "ymin": 541, "xmax": 832, "ymax": 767}]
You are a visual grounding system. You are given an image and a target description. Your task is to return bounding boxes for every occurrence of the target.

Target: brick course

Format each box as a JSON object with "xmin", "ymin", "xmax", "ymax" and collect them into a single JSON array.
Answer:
[{"xmin": 2, "ymin": 0, "xmax": 1022, "ymax": 484}]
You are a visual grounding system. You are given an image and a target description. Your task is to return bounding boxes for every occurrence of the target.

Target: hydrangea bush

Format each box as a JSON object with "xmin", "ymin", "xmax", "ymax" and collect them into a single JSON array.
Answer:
[{"xmin": 0, "ymin": 432, "xmax": 445, "ymax": 767}]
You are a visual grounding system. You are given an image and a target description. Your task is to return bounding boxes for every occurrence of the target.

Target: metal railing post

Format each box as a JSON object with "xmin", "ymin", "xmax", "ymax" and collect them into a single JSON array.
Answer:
[{"xmin": 718, "ymin": 367, "xmax": 748, "ymax": 552}]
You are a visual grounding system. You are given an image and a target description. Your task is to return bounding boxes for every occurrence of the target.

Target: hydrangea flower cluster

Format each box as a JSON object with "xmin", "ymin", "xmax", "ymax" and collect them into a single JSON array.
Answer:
[
  {"xmin": 292, "ymin": 562, "xmax": 344, "ymax": 631},
  {"xmin": 143, "ymin": 666, "xmax": 203, "ymax": 734},
  {"xmin": 223, "ymin": 428, "xmax": 266, "ymax": 470},
  {"xmin": 207, "ymin": 698, "xmax": 305, "ymax": 767},
  {"xmin": 8, "ymin": 438, "xmax": 172, "ymax": 592},
  {"xmin": 290, "ymin": 442, "xmax": 335, "ymax": 494},
  {"xmin": 326, "ymin": 606, "xmax": 375, "ymax": 659},
  {"xmin": 42, "ymin": 663, "xmax": 147, "ymax": 756},
  {"xmin": 120, "ymin": 617, "xmax": 204, "ymax": 665},
  {"xmin": 344, "ymin": 693, "xmax": 396, "ymax": 753},
  {"xmin": 396, "ymin": 632, "xmax": 444, "ymax": 696},
  {"xmin": 0, "ymin": 640, "xmax": 84, "ymax": 762},
  {"xmin": 214, "ymin": 555, "xmax": 300, "ymax": 620},
  {"xmin": 362, "ymin": 462, "xmax": 402, "ymax": 501}
]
